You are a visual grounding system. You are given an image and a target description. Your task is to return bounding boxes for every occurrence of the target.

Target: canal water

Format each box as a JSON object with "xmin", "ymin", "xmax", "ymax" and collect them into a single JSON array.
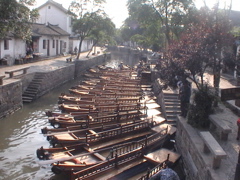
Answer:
[{"xmin": 0, "ymin": 53, "xmax": 140, "ymax": 180}]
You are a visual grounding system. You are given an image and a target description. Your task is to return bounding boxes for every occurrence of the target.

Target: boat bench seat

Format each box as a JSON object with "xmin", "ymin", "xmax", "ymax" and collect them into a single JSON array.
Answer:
[
  {"xmin": 199, "ymin": 131, "xmax": 226, "ymax": 169},
  {"xmin": 5, "ymin": 67, "xmax": 30, "ymax": 78},
  {"xmin": 209, "ymin": 115, "xmax": 232, "ymax": 141},
  {"xmin": 51, "ymin": 152, "xmax": 70, "ymax": 159},
  {"xmin": 54, "ymin": 133, "xmax": 75, "ymax": 140},
  {"xmin": 88, "ymin": 130, "xmax": 99, "ymax": 137},
  {"xmin": 0, "ymin": 75, "xmax": 5, "ymax": 85}
]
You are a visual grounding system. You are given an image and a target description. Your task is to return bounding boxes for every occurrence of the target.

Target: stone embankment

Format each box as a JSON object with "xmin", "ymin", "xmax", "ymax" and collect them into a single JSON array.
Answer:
[{"xmin": 0, "ymin": 52, "xmax": 111, "ymax": 119}]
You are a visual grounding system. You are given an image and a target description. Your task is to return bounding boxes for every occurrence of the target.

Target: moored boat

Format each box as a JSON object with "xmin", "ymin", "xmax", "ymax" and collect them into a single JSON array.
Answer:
[
  {"xmin": 37, "ymin": 124, "xmax": 174, "ymax": 177},
  {"xmin": 47, "ymin": 109, "xmax": 146, "ymax": 129},
  {"xmin": 45, "ymin": 119, "xmax": 153, "ymax": 147}
]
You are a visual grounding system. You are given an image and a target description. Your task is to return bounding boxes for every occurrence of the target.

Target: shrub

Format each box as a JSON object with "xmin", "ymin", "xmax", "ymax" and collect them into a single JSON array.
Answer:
[{"xmin": 187, "ymin": 84, "xmax": 215, "ymax": 128}]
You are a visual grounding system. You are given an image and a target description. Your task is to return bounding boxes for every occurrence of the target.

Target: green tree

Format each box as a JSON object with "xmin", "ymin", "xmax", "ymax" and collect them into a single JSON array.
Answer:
[
  {"xmin": 123, "ymin": 1, "xmax": 163, "ymax": 51},
  {"xmin": 86, "ymin": 16, "xmax": 115, "ymax": 57},
  {"xmin": 0, "ymin": 0, "xmax": 38, "ymax": 40},
  {"xmin": 146, "ymin": 0, "xmax": 195, "ymax": 45},
  {"xmin": 124, "ymin": 0, "xmax": 195, "ymax": 51},
  {"xmin": 69, "ymin": 0, "xmax": 106, "ymax": 59}
]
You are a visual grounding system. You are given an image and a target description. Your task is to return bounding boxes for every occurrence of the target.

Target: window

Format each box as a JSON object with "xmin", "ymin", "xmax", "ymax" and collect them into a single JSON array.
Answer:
[
  {"xmin": 43, "ymin": 40, "xmax": 46, "ymax": 49},
  {"xmin": 4, "ymin": 39, "xmax": 9, "ymax": 50},
  {"xmin": 48, "ymin": 6, "xmax": 51, "ymax": 9},
  {"xmin": 52, "ymin": 40, "xmax": 55, "ymax": 48},
  {"xmin": 64, "ymin": 42, "xmax": 67, "ymax": 48}
]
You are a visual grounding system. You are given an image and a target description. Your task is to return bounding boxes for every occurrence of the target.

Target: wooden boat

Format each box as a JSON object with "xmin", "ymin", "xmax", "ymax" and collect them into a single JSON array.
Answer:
[
  {"xmin": 68, "ymin": 88, "xmax": 104, "ymax": 96},
  {"xmin": 101, "ymin": 148, "xmax": 181, "ymax": 180},
  {"xmin": 36, "ymin": 144, "xmax": 105, "ymax": 174},
  {"xmin": 58, "ymin": 94, "xmax": 95, "ymax": 104},
  {"xmin": 37, "ymin": 65, "xmax": 179, "ymax": 179},
  {"xmin": 45, "ymin": 119, "xmax": 152, "ymax": 147},
  {"xmin": 37, "ymin": 125, "xmax": 173, "ymax": 176},
  {"xmin": 58, "ymin": 103, "xmax": 96, "ymax": 113},
  {"xmin": 47, "ymin": 109, "xmax": 145, "ymax": 129},
  {"xmin": 58, "ymin": 102, "xmax": 145, "ymax": 114},
  {"xmin": 73, "ymin": 83, "xmax": 142, "ymax": 92},
  {"xmin": 53, "ymin": 125, "xmax": 174, "ymax": 178},
  {"xmin": 59, "ymin": 94, "xmax": 141, "ymax": 104}
]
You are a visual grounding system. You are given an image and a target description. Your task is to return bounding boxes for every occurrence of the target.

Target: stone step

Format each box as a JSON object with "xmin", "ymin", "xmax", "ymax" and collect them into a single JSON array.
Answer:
[
  {"xmin": 164, "ymin": 99, "xmax": 179, "ymax": 103},
  {"xmin": 34, "ymin": 74, "xmax": 45, "ymax": 78},
  {"xmin": 164, "ymin": 97, "xmax": 179, "ymax": 101},
  {"xmin": 166, "ymin": 113, "xmax": 179, "ymax": 118},
  {"xmin": 28, "ymin": 84, "xmax": 40, "ymax": 88},
  {"xmin": 164, "ymin": 93, "xmax": 179, "ymax": 97},
  {"xmin": 22, "ymin": 93, "xmax": 36, "ymax": 98},
  {"xmin": 22, "ymin": 96, "xmax": 33, "ymax": 103},
  {"xmin": 22, "ymin": 96, "xmax": 33, "ymax": 100},
  {"xmin": 26, "ymin": 87, "xmax": 38, "ymax": 91},
  {"xmin": 24, "ymin": 89, "xmax": 37, "ymax": 94},
  {"xmin": 33, "ymin": 79, "xmax": 43, "ymax": 82},
  {"xmin": 166, "ymin": 118, "xmax": 177, "ymax": 123},
  {"xmin": 23, "ymin": 99, "xmax": 32, "ymax": 103},
  {"xmin": 166, "ymin": 109, "xmax": 181, "ymax": 113},
  {"xmin": 30, "ymin": 82, "xmax": 41, "ymax": 86},
  {"xmin": 141, "ymin": 85, "xmax": 152, "ymax": 88},
  {"xmin": 165, "ymin": 104, "xmax": 180, "ymax": 108}
]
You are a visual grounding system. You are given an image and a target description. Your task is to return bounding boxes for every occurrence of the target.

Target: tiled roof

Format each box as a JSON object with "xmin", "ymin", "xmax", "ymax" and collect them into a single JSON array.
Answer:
[
  {"xmin": 48, "ymin": 23, "xmax": 70, "ymax": 36},
  {"xmin": 32, "ymin": 23, "xmax": 69, "ymax": 36},
  {"xmin": 37, "ymin": 0, "xmax": 68, "ymax": 13}
]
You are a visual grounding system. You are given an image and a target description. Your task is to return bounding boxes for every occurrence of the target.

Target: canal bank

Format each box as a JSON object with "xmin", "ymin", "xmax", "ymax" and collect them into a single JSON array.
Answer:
[{"xmin": 0, "ymin": 50, "xmax": 112, "ymax": 119}]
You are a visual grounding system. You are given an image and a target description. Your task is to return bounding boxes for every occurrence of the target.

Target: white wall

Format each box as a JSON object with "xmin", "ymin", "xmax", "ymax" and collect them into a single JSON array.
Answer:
[
  {"xmin": 69, "ymin": 39, "xmax": 93, "ymax": 53},
  {"xmin": 37, "ymin": 35, "xmax": 69, "ymax": 57},
  {"xmin": 37, "ymin": 4, "xmax": 72, "ymax": 34},
  {"xmin": 14, "ymin": 39, "xmax": 26, "ymax": 58},
  {"xmin": 81, "ymin": 39, "xmax": 93, "ymax": 52},
  {"xmin": 0, "ymin": 39, "xmax": 26, "ymax": 64}
]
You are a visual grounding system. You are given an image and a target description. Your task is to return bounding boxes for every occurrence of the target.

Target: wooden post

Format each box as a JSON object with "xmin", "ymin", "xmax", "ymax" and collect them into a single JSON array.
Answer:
[{"xmin": 114, "ymin": 154, "xmax": 118, "ymax": 168}]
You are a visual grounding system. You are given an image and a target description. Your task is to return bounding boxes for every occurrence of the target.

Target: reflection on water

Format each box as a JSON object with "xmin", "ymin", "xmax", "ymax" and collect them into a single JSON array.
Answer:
[{"xmin": 0, "ymin": 53, "xmax": 139, "ymax": 180}]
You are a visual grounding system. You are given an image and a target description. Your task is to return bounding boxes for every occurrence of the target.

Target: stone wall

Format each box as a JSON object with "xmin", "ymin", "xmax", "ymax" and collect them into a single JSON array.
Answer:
[
  {"xmin": 176, "ymin": 116, "xmax": 226, "ymax": 180},
  {"xmin": 0, "ymin": 80, "xmax": 23, "ymax": 118},
  {"xmin": 20, "ymin": 73, "xmax": 35, "ymax": 92},
  {"xmin": 37, "ymin": 65, "xmax": 75, "ymax": 97}
]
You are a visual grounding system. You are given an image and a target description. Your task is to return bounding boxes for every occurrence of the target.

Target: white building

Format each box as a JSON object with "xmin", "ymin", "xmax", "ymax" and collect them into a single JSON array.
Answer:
[
  {"xmin": 31, "ymin": 23, "xmax": 70, "ymax": 56},
  {"xmin": 36, "ymin": 0, "xmax": 72, "ymax": 35},
  {"xmin": 36, "ymin": 0, "xmax": 93, "ymax": 53},
  {"xmin": 0, "ymin": 33, "xmax": 26, "ymax": 65}
]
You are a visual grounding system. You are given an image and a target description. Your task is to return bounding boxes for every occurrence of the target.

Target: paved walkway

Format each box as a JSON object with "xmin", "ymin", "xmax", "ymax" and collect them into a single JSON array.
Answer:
[
  {"xmin": 185, "ymin": 72, "xmax": 239, "ymax": 180},
  {"xmin": 0, "ymin": 48, "xmax": 104, "ymax": 85}
]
